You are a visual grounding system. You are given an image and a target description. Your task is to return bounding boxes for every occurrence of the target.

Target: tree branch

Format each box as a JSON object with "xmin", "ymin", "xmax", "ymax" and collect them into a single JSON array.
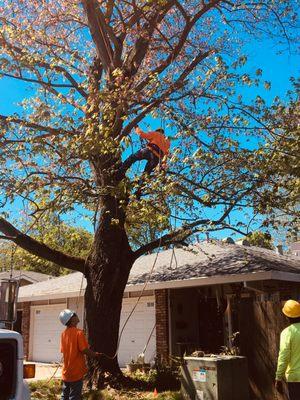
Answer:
[
  {"xmin": 134, "ymin": 186, "xmax": 251, "ymax": 258},
  {"xmin": 105, "ymin": 0, "xmax": 115, "ymax": 22},
  {"xmin": 0, "ymin": 71, "xmax": 76, "ymax": 89},
  {"xmin": 134, "ymin": 218, "xmax": 210, "ymax": 258},
  {"xmin": 0, "ymin": 38, "xmax": 87, "ymax": 98},
  {"xmin": 135, "ymin": 0, "xmax": 221, "ymax": 92},
  {"xmin": 0, "ymin": 217, "xmax": 85, "ymax": 272},
  {"xmin": 122, "ymin": 49, "xmax": 213, "ymax": 137},
  {"xmin": 81, "ymin": 0, "xmax": 118, "ymax": 70},
  {"xmin": 0, "ymin": 114, "xmax": 75, "ymax": 138}
]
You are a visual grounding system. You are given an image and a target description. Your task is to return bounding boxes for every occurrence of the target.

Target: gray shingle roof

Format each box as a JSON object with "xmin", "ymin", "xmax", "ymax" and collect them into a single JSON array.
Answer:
[
  {"xmin": 129, "ymin": 242, "xmax": 300, "ymax": 285},
  {"xmin": 0, "ymin": 270, "xmax": 51, "ymax": 283},
  {"xmin": 18, "ymin": 242, "xmax": 300, "ymax": 301}
]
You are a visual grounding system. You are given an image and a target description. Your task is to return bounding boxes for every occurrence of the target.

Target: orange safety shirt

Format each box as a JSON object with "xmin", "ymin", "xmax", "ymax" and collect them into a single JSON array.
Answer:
[
  {"xmin": 138, "ymin": 130, "xmax": 170, "ymax": 157},
  {"xmin": 60, "ymin": 327, "xmax": 88, "ymax": 382}
]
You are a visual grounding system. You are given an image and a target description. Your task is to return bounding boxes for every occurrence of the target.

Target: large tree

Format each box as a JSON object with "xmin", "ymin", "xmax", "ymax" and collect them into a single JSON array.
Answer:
[{"xmin": 0, "ymin": 0, "xmax": 298, "ymax": 385}]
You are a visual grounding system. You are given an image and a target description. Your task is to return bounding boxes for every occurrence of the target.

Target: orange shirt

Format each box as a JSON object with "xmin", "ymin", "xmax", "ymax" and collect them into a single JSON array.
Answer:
[
  {"xmin": 60, "ymin": 327, "xmax": 88, "ymax": 382},
  {"xmin": 138, "ymin": 130, "xmax": 170, "ymax": 156}
]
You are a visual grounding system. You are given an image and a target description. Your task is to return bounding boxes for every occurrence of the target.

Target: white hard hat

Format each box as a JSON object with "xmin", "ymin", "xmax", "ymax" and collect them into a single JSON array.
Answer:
[{"xmin": 59, "ymin": 309, "xmax": 75, "ymax": 326}]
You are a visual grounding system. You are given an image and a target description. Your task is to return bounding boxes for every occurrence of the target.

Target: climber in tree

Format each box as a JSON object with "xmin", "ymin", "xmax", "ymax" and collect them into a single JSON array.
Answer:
[{"xmin": 117, "ymin": 126, "xmax": 170, "ymax": 180}]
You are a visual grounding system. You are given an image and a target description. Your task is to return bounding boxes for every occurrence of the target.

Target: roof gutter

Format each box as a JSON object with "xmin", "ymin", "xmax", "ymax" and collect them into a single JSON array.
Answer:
[
  {"xmin": 19, "ymin": 290, "xmax": 83, "ymax": 302},
  {"xmin": 125, "ymin": 270, "xmax": 300, "ymax": 292}
]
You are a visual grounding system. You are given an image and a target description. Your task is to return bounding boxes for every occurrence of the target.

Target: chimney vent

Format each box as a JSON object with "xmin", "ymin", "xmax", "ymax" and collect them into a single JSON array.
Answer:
[
  {"xmin": 222, "ymin": 237, "xmax": 235, "ymax": 244},
  {"xmin": 276, "ymin": 245, "xmax": 283, "ymax": 255}
]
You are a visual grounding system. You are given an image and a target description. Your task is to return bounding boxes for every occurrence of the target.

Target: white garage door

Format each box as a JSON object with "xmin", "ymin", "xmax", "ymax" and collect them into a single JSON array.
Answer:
[
  {"xmin": 31, "ymin": 304, "xmax": 65, "ymax": 363},
  {"xmin": 118, "ymin": 296, "xmax": 156, "ymax": 367},
  {"xmin": 30, "ymin": 297, "xmax": 156, "ymax": 366}
]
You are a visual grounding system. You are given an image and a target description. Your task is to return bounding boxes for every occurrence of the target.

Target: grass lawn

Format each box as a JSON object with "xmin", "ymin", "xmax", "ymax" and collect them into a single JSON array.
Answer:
[{"xmin": 28, "ymin": 380, "xmax": 182, "ymax": 399}]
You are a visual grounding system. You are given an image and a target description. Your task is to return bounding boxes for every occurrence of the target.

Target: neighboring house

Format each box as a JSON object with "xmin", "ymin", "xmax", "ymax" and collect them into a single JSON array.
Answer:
[
  {"xmin": 0, "ymin": 270, "xmax": 51, "ymax": 287},
  {"xmin": 18, "ymin": 241, "xmax": 300, "ymax": 400},
  {"xmin": 290, "ymin": 241, "xmax": 300, "ymax": 257},
  {"xmin": 0, "ymin": 270, "xmax": 51, "ymax": 334}
]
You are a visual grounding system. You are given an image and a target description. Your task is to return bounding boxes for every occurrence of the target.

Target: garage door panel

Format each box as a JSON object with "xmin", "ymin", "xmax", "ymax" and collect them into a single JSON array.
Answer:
[
  {"xmin": 118, "ymin": 296, "xmax": 156, "ymax": 367},
  {"xmin": 31, "ymin": 305, "xmax": 65, "ymax": 363}
]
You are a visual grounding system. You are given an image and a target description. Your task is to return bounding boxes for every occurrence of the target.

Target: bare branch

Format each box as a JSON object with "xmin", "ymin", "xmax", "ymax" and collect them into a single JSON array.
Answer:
[
  {"xmin": 134, "ymin": 218, "xmax": 209, "ymax": 258},
  {"xmin": 174, "ymin": 0, "xmax": 190, "ymax": 22},
  {"xmin": 0, "ymin": 234, "xmax": 17, "ymax": 240},
  {"xmin": 136, "ymin": 0, "xmax": 221, "ymax": 92},
  {"xmin": 105, "ymin": 0, "xmax": 115, "ymax": 22},
  {"xmin": 134, "ymin": 185, "xmax": 252, "ymax": 258},
  {"xmin": 81, "ymin": 0, "xmax": 119, "ymax": 70},
  {"xmin": 124, "ymin": 1, "xmax": 175, "ymax": 76},
  {"xmin": 122, "ymin": 49, "xmax": 213, "ymax": 137}
]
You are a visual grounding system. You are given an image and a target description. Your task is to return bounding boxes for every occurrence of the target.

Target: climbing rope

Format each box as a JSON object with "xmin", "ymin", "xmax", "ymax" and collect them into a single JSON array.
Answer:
[
  {"xmin": 141, "ymin": 322, "xmax": 156, "ymax": 356},
  {"xmin": 97, "ymin": 120, "xmax": 170, "ymax": 360},
  {"xmin": 98, "ymin": 232, "xmax": 164, "ymax": 360}
]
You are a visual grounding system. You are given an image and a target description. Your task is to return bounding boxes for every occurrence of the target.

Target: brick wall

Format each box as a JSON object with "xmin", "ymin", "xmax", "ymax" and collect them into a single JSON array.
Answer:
[
  {"xmin": 155, "ymin": 289, "xmax": 169, "ymax": 363},
  {"xmin": 20, "ymin": 302, "xmax": 30, "ymax": 360}
]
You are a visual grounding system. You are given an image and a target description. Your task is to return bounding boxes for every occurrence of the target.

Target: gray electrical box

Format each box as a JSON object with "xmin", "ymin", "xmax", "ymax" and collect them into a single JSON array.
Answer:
[{"xmin": 181, "ymin": 355, "xmax": 249, "ymax": 400}]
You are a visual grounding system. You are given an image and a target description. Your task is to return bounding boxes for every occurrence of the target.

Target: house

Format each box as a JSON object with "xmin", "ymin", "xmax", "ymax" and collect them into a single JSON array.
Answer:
[
  {"xmin": 0, "ymin": 270, "xmax": 51, "ymax": 287},
  {"xmin": 18, "ymin": 241, "xmax": 300, "ymax": 400},
  {"xmin": 0, "ymin": 270, "xmax": 51, "ymax": 333}
]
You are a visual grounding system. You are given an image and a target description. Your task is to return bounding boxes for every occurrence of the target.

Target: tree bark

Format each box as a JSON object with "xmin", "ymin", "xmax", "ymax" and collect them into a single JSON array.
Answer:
[{"xmin": 84, "ymin": 191, "xmax": 135, "ymax": 386}]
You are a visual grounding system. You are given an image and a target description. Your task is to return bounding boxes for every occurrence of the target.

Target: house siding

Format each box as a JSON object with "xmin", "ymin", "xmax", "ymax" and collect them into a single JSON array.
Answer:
[
  {"xmin": 20, "ymin": 302, "xmax": 30, "ymax": 359},
  {"xmin": 155, "ymin": 289, "xmax": 169, "ymax": 362}
]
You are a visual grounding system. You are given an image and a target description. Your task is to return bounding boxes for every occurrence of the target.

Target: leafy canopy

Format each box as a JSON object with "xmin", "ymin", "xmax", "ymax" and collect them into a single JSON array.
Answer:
[
  {"xmin": 0, "ymin": 0, "xmax": 299, "ymax": 262},
  {"xmin": 0, "ymin": 213, "xmax": 93, "ymax": 275}
]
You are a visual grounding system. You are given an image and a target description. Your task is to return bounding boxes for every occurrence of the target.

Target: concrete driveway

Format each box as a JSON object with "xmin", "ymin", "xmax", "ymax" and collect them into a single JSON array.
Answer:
[{"xmin": 25, "ymin": 362, "xmax": 62, "ymax": 382}]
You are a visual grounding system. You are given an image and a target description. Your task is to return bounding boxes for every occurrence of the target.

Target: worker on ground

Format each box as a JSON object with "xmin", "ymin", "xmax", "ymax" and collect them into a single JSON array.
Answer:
[
  {"xmin": 59, "ymin": 309, "xmax": 100, "ymax": 400},
  {"xmin": 275, "ymin": 299, "xmax": 300, "ymax": 399},
  {"xmin": 117, "ymin": 126, "xmax": 170, "ymax": 180}
]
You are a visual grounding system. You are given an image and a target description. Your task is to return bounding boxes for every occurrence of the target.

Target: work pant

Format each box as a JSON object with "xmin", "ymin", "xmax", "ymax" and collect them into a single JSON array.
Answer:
[
  {"xmin": 288, "ymin": 382, "xmax": 300, "ymax": 400},
  {"xmin": 119, "ymin": 147, "xmax": 159, "ymax": 176},
  {"xmin": 61, "ymin": 379, "xmax": 83, "ymax": 400},
  {"xmin": 118, "ymin": 148, "xmax": 160, "ymax": 198}
]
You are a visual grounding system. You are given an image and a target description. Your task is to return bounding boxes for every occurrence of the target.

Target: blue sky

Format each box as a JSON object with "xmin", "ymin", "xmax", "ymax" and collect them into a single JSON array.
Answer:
[
  {"xmin": 0, "ymin": 37, "xmax": 299, "ymax": 243},
  {"xmin": 246, "ymin": 40, "xmax": 296, "ymax": 95}
]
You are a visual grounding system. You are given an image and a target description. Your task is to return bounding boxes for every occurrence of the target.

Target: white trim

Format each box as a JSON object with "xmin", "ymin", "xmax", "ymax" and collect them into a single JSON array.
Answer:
[
  {"xmin": 29, "ymin": 303, "xmax": 66, "ymax": 361},
  {"xmin": 19, "ymin": 270, "xmax": 300, "ymax": 303},
  {"xmin": 21, "ymin": 291, "xmax": 84, "ymax": 302}
]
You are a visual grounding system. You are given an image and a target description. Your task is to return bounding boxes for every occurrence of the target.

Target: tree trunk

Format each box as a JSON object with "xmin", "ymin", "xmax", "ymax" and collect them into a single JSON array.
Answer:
[{"xmin": 84, "ymin": 192, "xmax": 135, "ymax": 387}]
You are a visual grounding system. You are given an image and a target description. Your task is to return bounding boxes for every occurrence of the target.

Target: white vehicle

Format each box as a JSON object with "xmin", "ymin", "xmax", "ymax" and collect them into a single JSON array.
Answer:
[
  {"xmin": 0, "ymin": 327, "xmax": 31, "ymax": 399},
  {"xmin": 0, "ymin": 279, "xmax": 34, "ymax": 399}
]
